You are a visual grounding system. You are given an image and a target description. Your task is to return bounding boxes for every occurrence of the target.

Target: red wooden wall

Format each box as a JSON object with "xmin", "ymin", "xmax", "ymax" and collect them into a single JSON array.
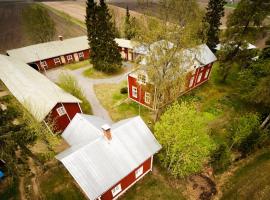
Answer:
[
  {"xmin": 100, "ymin": 157, "xmax": 152, "ymax": 200},
  {"xmin": 47, "ymin": 102, "xmax": 81, "ymax": 133},
  {"xmin": 128, "ymin": 62, "xmax": 214, "ymax": 110},
  {"xmin": 32, "ymin": 49, "xmax": 90, "ymax": 71},
  {"xmin": 128, "ymin": 76, "xmax": 155, "ymax": 109}
]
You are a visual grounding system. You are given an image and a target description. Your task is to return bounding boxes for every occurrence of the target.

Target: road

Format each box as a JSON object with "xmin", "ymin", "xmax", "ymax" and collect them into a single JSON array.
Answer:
[{"xmin": 46, "ymin": 63, "xmax": 132, "ymax": 123}]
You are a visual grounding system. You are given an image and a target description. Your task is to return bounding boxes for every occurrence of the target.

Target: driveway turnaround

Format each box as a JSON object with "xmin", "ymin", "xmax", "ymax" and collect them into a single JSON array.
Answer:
[{"xmin": 46, "ymin": 64, "xmax": 132, "ymax": 123}]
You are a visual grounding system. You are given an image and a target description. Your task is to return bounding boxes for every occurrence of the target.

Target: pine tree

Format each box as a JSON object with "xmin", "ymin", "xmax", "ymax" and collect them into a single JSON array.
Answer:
[
  {"xmin": 203, "ymin": 0, "xmax": 226, "ymax": 50},
  {"xmin": 124, "ymin": 6, "xmax": 136, "ymax": 40},
  {"xmin": 86, "ymin": 0, "xmax": 122, "ymax": 73}
]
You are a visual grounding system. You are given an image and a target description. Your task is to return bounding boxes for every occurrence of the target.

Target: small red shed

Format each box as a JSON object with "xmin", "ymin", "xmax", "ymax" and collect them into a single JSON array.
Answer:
[
  {"xmin": 0, "ymin": 55, "xmax": 82, "ymax": 133},
  {"xmin": 128, "ymin": 43, "xmax": 217, "ymax": 110},
  {"xmin": 57, "ymin": 114, "xmax": 162, "ymax": 200}
]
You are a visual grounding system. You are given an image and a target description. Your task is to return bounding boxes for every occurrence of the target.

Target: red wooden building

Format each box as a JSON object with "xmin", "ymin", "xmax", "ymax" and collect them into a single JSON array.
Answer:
[
  {"xmin": 6, "ymin": 37, "xmax": 137, "ymax": 72},
  {"xmin": 57, "ymin": 114, "xmax": 162, "ymax": 200},
  {"xmin": 128, "ymin": 43, "xmax": 217, "ymax": 110},
  {"xmin": 0, "ymin": 55, "xmax": 82, "ymax": 132}
]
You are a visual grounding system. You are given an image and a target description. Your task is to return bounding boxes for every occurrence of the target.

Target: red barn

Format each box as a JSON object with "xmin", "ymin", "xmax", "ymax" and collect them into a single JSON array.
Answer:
[
  {"xmin": 128, "ymin": 43, "xmax": 217, "ymax": 110},
  {"xmin": 6, "ymin": 37, "xmax": 138, "ymax": 72},
  {"xmin": 57, "ymin": 114, "xmax": 162, "ymax": 200},
  {"xmin": 0, "ymin": 55, "xmax": 82, "ymax": 133}
]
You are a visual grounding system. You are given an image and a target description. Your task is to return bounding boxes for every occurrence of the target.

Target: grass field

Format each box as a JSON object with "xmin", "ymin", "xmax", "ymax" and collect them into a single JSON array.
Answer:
[
  {"xmin": 221, "ymin": 149, "xmax": 270, "ymax": 200},
  {"xmin": 83, "ymin": 66, "xmax": 126, "ymax": 79},
  {"xmin": 94, "ymin": 81, "xmax": 153, "ymax": 123},
  {"xmin": 0, "ymin": 2, "xmax": 86, "ymax": 54},
  {"xmin": 40, "ymin": 164, "xmax": 86, "ymax": 200},
  {"xmin": 64, "ymin": 60, "xmax": 90, "ymax": 70}
]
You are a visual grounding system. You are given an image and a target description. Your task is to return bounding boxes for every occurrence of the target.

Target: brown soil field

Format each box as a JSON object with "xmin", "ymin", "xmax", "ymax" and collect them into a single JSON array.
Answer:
[{"xmin": 0, "ymin": 2, "xmax": 86, "ymax": 54}]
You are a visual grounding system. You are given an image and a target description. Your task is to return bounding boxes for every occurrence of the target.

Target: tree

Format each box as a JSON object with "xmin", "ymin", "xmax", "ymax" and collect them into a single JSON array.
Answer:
[
  {"xmin": 218, "ymin": 0, "xmax": 270, "ymax": 82},
  {"xmin": 229, "ymin": 113, "xmax": 260, "ymax": 152},
  {"xmin": 124, "ymin": 6, "xmax": 137, "ymax": 40},
  {"xmin": 202, "ymin": 0, "xmax": 226, "ymax": 50},
  {"xmin": 136, "ymin": 0, "xmax": 204, "ymax": 120},
  {"xmin": 154, "ymin": 102, "xmax": 215, "ymax": 177},
  {"xmin": 86, "ymin": 0, "xmax": 122, "ymax": 73},
  {"xmin": 22, "ymin": 4, "xmax": 55, "ymax": 43}
]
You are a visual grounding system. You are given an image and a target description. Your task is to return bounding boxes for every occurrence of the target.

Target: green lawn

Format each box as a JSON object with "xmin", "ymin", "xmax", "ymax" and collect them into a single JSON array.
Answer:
[
  {"xmin": 83, "ymin": 66, "xmax": 126, "ymax": 79},
  {"xmin": 221, "ymin": 150, "xmax": 270, "ymax": 200},
  {"xmin": 94, "ymin": 81, "xmax": 153, "ymax": 123},
  {"xmin": 64, "ymin": 60, "xmax": 91, "ymax": 70},
  {"xmin": 120, "ymin": 167, "xmax": 185, "ymax": 200},
  {"xmin": 39, "ymin": 165, "xmax": 86, "ymax": 200}
]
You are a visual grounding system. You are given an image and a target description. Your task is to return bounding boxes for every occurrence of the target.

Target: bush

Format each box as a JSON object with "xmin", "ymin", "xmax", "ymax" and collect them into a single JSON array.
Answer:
[
  {"xmin": 210, "ymin": 143, "xmax": 231, "ymax": 173},
  {"xmin": 58, "ymin": 73, "xmax": 92, "ymax": 114},
  {"xmin": 120, "ymin": 87, "xmax": 128, "ymax": 94}
]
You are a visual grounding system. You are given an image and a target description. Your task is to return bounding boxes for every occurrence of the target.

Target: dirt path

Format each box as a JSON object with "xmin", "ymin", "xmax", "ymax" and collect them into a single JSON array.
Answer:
[
  {"xmin": 19, "ymin": 177, "xmax": 27, "ymax": 200},
  {"xmin": 28, "ymin": 157, "xmax": 40, "ymax": 199},
  {"xmin": 46, "ymin": 63, "xmax": 132, "ymax": 122}
]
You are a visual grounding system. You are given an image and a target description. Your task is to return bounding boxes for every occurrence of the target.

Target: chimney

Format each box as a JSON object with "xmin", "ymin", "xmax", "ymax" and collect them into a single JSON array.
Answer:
[
  {"xmin": 59, "ymin": 35, "xmax": 63, "ymax": 41},
  {"xmin": 102, "ymin": 124, "xmax": 112, "ymax": 140}
]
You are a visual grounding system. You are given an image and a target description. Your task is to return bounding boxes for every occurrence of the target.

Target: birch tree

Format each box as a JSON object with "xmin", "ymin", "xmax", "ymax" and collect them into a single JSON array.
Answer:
[
  {"xmin": 135, "ymin": 0, "xmax": 204, "ymax": 119},
  {"xmin": 154, "ymin": 102, "xmax": 215, "ymax": 177}
]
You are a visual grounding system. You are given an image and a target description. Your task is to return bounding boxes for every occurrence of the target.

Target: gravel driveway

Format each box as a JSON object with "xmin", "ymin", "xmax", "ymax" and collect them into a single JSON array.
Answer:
[{"xmin": 46, "ymin": 63, "xmax": 132, "ymax": 123}]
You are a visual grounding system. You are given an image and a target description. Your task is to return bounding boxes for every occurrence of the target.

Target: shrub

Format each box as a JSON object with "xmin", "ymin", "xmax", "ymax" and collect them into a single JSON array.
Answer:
[
  {"xmin": 120, "ymin": 87, "xmax": 128, "ymax": 94},
  {"xmin": 210, "ymin": 143, "xmax": 231, "ymax": 173},
  {"xmin": 58, "ymin": 73, "xmax": 92, "ymax": 114}
]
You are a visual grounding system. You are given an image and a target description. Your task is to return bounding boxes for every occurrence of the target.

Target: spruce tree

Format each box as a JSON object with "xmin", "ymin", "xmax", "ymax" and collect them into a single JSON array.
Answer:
[
  {"xmin": 86, "ymin": 0, "xmax": 122, "ymax": 73},
  {"xmin": 124, "ymin": 6, "xmax": 136, "ymax": 40},
  {"xmin": 203, "ymin": 0, "xmax": 226, "ymax": 50}
]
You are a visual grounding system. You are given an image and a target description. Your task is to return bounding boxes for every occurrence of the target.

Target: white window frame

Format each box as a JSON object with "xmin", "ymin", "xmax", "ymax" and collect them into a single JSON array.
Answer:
[
  {"xmin": 56, "ymin": 106, "xmax": 66, "ymax": 116},
  {"xmin": 138, "ymin": 74, "xmax": 146, "ymax": 84},
  {"xmin": 111, "ymin": 184, "xmax": 122, "ymax": 197},
  {"xmin": 40, "ymin": 61, "xmax": 47, "ymax": 68},
  {"xmin": 135, "ymin": 166, "xmax": 143, "ymax": 178},
  {"xmin": 54, "ymin": 57, "xmax": 61, "ymax": 65},
  {"xmin": 132, "ymin": 86, "xmax": 138, "ymax": 98},
  {"xmin": 144, "ymin": 92, "xmax": 151, "ymax": 104},
  {"xmin": 67, "ymin": 55, "xmax": 73, "ymax": 62},
  {"xmin": 197, "ymin": 73, "xmax": 203, "ymax": 83},
  {"xmin": 189, "ymin": 76, "xmax": 194, "ymax": 88},
  {"xmin": 78, "ymin": 52, "xmax": 84, "ymax": 59},
  {"xmin": 204, "ymin": 69, "xmax": 210, "ymax": 79}
]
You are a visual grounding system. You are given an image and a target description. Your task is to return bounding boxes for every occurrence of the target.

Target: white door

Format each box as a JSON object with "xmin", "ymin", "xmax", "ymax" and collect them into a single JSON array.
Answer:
[
  {"xmin": 61, "ymin": 56, "xmax": 66, "ymax": 64},
  {"xmin": 74, "ymin": 53, "xmax": 79, "ymax": 62}
]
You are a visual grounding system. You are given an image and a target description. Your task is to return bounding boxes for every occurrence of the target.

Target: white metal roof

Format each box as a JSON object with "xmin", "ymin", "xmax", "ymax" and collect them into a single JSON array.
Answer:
[
  {"xmin": 215, "ymin": 43, "xmax": 257, "ymax": 51},
  {"xmin": 136, "ymin": 43, "xmax": 217, "ymax": 74},
  {"xmin": 115, "ymin": 38, "xmax": 137, "ymax": 50},
  {"xmin": 7, "ymin": 36, "xmax": 135, "ymax": 64},
  {"xmin": 7, "ymin": 36, "xmax": 90, "ymax": 64},
  {"xmin": 0, "ymin": 55, "xmax": 81, "ymax": 122},
  {"xmin": 56, "ymin": 114, "xmax": 161, "ymax": 200}
]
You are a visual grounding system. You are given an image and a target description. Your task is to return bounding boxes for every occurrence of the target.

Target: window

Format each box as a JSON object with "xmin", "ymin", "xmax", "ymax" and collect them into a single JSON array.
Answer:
[
  {"xmin": 78, "ymin": 52, "xmax": 84, "ymax": 59},
  {"xmin": 138, "ymin": 74, "xmax": 146, "ymax": 84},
  {"xmin": 111, "ymin": 184, "xmax": 122, "ymax": 197},
  {"xmin": 67, "ymin": 55, "xmax": 73, "ymax": 62},
  {"xmin": 132, "ymin": 86, "xmax": 138, "ymax": 98},
  {"xmin": 40, "ymin": 61, "xmax": 47, "ymax": 68},
  {"xmin": 54, "ymin": 58, "xmax": 61, "ymax": 65},
  {"xmin": 189, "ymin": 76, "xmax": 194, "ymax": 88},
  {"xmin": 144, "ymin": 92, "xmax": 151, "ymax": 104},
  {"xmin": 135, "ymin": 166, "xmax": 143, "ymax": 178},
  {"xmin": 204, "ymin": 69, "xmax": 210, "ymax": 79},
  {"xmin": 197, "ymin": 73, "xmax": 202, "ymax": 83},
  {"xmin": 56, "ymin": 106, "xmax": 66, "ymax": 116}
]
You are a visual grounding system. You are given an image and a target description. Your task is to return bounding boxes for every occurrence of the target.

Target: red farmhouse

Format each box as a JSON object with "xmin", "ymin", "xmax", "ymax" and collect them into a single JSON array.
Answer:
[
  {"xmin": 6, "ymin": 36, "xmax": 137, "ymax": 72},
  {"xmin": 128, "ymin": 42, "xmax": 217, "ymax": 110},
  {"xmin": 57, "ymin": 114, "xmax": 162, "ymax": 200},
  {"xmin": 0, "ymin": 55, "xmax": 82, "ymax": 132}
]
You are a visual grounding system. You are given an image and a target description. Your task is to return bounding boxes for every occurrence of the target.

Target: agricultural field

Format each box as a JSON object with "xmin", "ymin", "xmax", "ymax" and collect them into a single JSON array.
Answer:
[{"xmin": 0, "ymin": 2, "xmax": 86, "ymax": 53}]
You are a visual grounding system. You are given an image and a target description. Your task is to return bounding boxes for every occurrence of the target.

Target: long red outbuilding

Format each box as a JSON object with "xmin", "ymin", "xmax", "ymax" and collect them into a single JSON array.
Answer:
[
  {"xmin": 0, "ymin": 54, "xmax": 82, "ymax": 132},
  {"xmin": 6, "ymin": 36, "xmax": 137, "ymax": 72}
]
